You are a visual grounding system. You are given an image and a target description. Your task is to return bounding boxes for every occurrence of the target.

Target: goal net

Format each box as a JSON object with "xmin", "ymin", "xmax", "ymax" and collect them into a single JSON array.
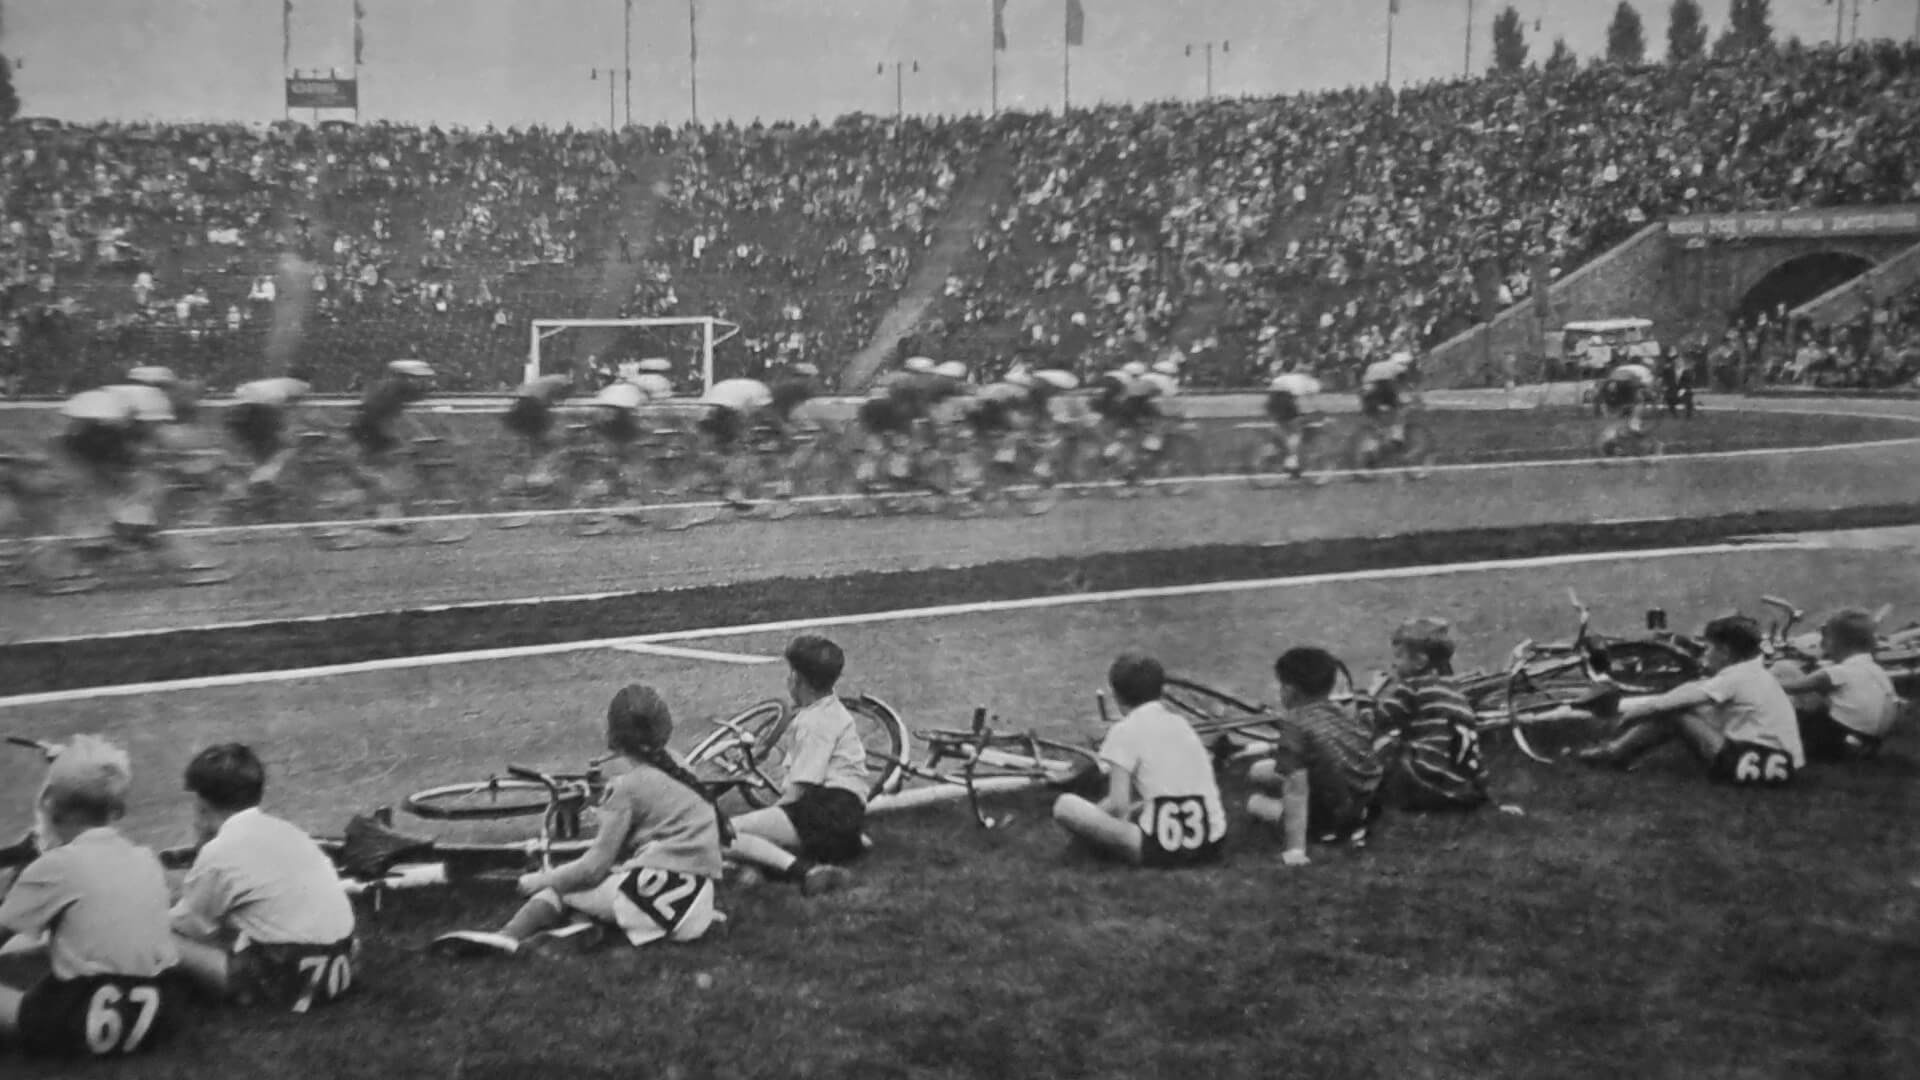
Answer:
[{"xmin": 526, "ymin": 316, "xmax": 740, "ymax": 398}]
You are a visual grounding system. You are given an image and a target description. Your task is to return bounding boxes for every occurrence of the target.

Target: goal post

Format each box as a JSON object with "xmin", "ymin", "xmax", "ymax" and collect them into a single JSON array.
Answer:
[{"xmin": 526, "ymin": 316, "xmax": 741, "ymax": 395}]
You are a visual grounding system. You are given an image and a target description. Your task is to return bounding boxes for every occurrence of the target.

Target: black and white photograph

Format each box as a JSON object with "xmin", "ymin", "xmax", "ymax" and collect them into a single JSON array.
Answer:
[{"xmin": 1, "ymin": 0, "xmax": 1917, "ymax": 1075}]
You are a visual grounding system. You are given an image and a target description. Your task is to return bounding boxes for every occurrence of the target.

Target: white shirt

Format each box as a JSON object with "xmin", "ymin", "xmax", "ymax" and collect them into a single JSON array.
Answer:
[
  {"xmin": 0, "ymin": 828, "xmax": 178, "ymax": 981},
  {"xmin": 1703, "ymin": 659, "xmax": 1805, "ymax": 767},
  {"xmin": 701, "ymin": 378, "xmax": 773, "ymax": 412},
  {"xmin": 235, "ymin": 377, "xmax": 310, "ymax": 407},
  {"xmin": 1269, "ymin": 373, "xmax": 1322, "ymax": 397},
  {"xmin": 783, "ymin": 696, "xmax": 870, "ymax": 803},
  {"xmin": 594, "ymin": 382, "xmax": 646, "ymax": 410},
  {"xmin": 171, "ymin": 808, "xmax": 356, "ymax": 947},
  {"xmin": 61, "ymin": 384, "xmax": 174, "ymax": 424},
  {"xmin": 1098, "ymin": 701, "xmax": 1227, "ymax": 843},
  {"xmin": 1821, "ymin": 653, "xmax": 1900, "ymax": 739}
]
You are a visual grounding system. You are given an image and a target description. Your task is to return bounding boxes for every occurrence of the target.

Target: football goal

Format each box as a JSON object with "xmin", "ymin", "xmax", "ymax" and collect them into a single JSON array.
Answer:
[{"xmin": 526, "ymin": 316, "xmax": 740, "ymax": 396}]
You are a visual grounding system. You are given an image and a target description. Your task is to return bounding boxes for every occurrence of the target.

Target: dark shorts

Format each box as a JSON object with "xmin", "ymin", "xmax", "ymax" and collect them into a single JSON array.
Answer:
[
  {"xmin": 348, "ymin": 413, "xmax": 399, "ymax": 458},
  {"xmin": 226, "ymin": 402, "xmax": 285, "ymax": 462},
  {"xmin": 62, "ymin": 420, "xmax": 136, "ymax": 472},
  {"xmin": 17, "ymin": 974, "xmax": 180, "ymax": 1058},
  {"xmin": 1797, "ymin": 710, "xmax": 1882, "ymax": 763},
  {"xmin": 1359, "ymin": 383, "xmax": 1400, "ymax": 418},
  {"xmin": 1137, "ymin": 796, "xmax": 1226, "ymax": 869},
  {"xmin": 698, "ymin": 406, "xmax": 745, "ymax": 450},
  {"xmin": 857, "ymin": 397, "xmax": 911, "ymax": 438},
  {"xmin": 228, "ymin": 938, "xmax": 357, "ymax": 1013},
  {"xmin": 503, "ymin": 396, "xmax": 554, "ymax": 442},
  {"xmin": 1708, "ymin": 740, "xmax": 1797, "ymax": 787},
  {"xmin": 1265, "ymin": 391, "xmax": 1300, "ymax": 424},
  {"xmin": 781, "ymin": 787, "xmax": 866, "ymax": 864}
]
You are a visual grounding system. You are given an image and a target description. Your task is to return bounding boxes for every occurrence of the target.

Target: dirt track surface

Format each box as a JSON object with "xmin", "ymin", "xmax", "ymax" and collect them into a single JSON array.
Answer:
[{"xmin": 10, "ymin": 398, "xmax": 1920, "ymax": 644}]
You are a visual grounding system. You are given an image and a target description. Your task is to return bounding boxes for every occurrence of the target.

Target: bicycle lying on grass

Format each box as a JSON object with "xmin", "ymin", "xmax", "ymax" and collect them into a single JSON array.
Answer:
[{"xmin": 868, "ymin": 706, "xmax": 1104, "ymax": 829}]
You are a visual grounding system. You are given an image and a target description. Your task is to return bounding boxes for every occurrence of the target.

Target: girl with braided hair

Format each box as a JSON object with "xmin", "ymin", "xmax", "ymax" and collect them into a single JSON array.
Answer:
[{"xmin": 432, "ymin": 684, "xmax": 727, "ymax": 958}]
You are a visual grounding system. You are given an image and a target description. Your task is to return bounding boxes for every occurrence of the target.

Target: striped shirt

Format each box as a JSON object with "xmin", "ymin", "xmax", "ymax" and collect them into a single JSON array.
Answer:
[
  {"xmin": 1268, "ymin": 700, "xmax": 1382, "ymax": 832},
  {"xmin": 1370, "ymin": 674, "xmax": 1488, "ymax": 806}
]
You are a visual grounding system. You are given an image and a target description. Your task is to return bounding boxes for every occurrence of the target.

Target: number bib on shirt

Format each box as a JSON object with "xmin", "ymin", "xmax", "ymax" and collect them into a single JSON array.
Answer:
[
  {"xmin": 1710, "ymin": 741, "xmax": 1796, "ymax": 787},
  {"xmin": 1139, "ymin": 795, "xmax": 1223, "ymax": 869},
  {"xmin": 617, "ymin": 867, "xmax": 706, "ymax": 933},
  {"xmin": 232, "ymin": 938, "xmax": 356, "ymax": 1014},
  {"xmin": 19, "ymin": 975, "xmax": 177, "ymax": 1058}
]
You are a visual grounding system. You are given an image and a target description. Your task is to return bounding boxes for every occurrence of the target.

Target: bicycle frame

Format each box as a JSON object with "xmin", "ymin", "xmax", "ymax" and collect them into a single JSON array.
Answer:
[{"xmin": 875, "ymin": 706, "xmax": 1101, "ymax": 829}]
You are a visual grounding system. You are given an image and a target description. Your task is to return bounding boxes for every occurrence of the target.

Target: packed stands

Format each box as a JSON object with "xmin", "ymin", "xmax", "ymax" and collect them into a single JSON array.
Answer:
[{"xmin": 4, "ymin": 40, "xmax": 1919, "ymax": 396}]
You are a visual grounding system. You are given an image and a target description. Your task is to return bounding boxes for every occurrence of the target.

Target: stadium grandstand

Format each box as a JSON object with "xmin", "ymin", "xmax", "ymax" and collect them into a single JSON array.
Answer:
[{"xmin": 4, "ymin": 37, "xmax": 1918, "ymax": 396}]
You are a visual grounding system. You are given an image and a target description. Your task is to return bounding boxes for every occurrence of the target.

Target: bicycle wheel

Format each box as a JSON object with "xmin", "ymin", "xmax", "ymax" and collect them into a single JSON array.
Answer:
[
  {"xmin": 1236, "ymin": 426, "xmax": 1288, "ymax": 489},
  {"xmin": 1598, "ymin": 639, "xmax": 1702, "ymax": 695},
  {"xmin": 685, "ymin": 699, "xmax": 792, "ymax": 809},
  {"xmin": 1504, "ymin": 677, "xmax": 1611, "ymax": 764},
  {"xmin": 848, "ymin": 692, "xmax": 910, "ymax": 798},
  {"xmin": 402, "ymin": 778, "xmax": 563, "ymax": 821}
]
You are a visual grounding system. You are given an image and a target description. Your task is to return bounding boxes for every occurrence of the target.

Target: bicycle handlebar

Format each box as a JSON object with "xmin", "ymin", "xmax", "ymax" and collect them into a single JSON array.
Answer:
[
  {"xmin": 505, "ymin": 765, "xmax": 556, "ymax": 791},
  {"xmin": 6, "ymin": 735, "xmax": 58, "ymax": 760},
  {"xmin": 1761, "ymin": 595, "xmax": 1803, "ymax": 621}
]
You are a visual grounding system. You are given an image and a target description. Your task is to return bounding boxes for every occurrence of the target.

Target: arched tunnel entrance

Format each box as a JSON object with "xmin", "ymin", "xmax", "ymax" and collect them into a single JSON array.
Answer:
[{"xmin": 1737, "ymin": 251, "xmax": 1875, "ymax": 322}]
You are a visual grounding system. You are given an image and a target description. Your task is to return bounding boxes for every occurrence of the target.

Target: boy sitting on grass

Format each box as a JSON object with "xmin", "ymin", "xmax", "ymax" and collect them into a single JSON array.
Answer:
[
  {"xmin": 170, "ymin": 744, "xmax": 359, "ymax": 1012},
  {"xmin": 1053, "ymin": 652, "xmax": 1227, "ymax": 868},
  {"xmin": 724, "ymin": 635, "xmax": 863, "ymax": 897},
  {"xmin": 1576, "ymin": 615, "xmax": 1805, "ymax": 785},
  {"xmin": 1770, "ymin": 609, "xmax": 1902, "ymax": 761},
  {"xmin": 1367, "ymin": 619, "xmax": 1490, "ymax": 812},
  {"xmin": 1246, "ymin": 647, "xmax": 1383, "ymax": 865},
  {"xmin": 1, "ymin": 736, "xmax": 181, "ymax": 1059}
]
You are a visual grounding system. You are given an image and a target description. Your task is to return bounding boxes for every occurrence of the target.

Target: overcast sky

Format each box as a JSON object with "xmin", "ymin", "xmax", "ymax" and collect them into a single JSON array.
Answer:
[{"xmin": 5, "ymin": 0, "xmax": 1914, "ymax": 128}]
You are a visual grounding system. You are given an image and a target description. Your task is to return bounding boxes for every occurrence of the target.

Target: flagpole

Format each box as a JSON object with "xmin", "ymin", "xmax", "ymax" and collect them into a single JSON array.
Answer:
[
  {"xmin": 1063, "ymin": 7, "xmax": 1071, "ymax": 112},
  {"xmin": 1385, "ymin": 1, "xmax": 1395, "ymax": 88},
  {"xmin": 623, "ymin": 0, "xmax": 633, "ymax": 128},
  {"xmin": 1465, "ymin": 0, "xmax": 1475, "ymax": 75},
  {"xmin": 688, "ymin": 0, "xmax": 700, "ymax": 125},
  {"xmin": 991, "ymin": 19, "xmax": 999, "ymax": 115}
]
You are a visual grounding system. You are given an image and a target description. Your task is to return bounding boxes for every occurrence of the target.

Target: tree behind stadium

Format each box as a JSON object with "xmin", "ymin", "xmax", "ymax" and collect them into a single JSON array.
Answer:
[
  {"xmin": 1607, "ymin": 2, "xmax": 1647, "ymax": 64},
  {"xmin": 1667, "ymin": 0, "xmax": 1709, "ymax": 62},
  {"xmin": 1715, "ymin": 0, "xmax": 1773, "ymax": 57},
  {"xmin": 0, "ymin": 56, "xmax": 16, "ymax": 125},
  {"xmin": 1493, "ymin": 6, "xmax": 1530, "ymax": 72},
  {"xmin": 1545, "ymin": 37, "xmax": 1577, "ymax": 74}
]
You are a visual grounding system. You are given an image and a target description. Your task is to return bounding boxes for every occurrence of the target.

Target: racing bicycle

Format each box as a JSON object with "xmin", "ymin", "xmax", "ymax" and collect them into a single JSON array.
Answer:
[{"xmin": 868, "ymin": 706, "xmax": 1104, "ymax": 829}]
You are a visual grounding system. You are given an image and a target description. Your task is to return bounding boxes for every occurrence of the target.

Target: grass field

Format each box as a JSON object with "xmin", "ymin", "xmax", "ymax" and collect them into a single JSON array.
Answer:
[{"xmin": 4, "ymin": 544, "xmax": 1918, "ymax": 1078}]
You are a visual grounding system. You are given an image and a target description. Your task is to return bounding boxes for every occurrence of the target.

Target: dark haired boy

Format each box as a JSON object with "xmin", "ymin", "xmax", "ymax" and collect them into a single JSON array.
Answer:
[
  {"xmin": 1246, "ymin": 647, "xmax": 1383, "ymax": 865},
  {"xmin": 1052, "ymin": 651, "xmax": 1227, "ymax": 867},
  {"xmin": 170, "ymin": 744, "xmax": 358, "ymax": 1011},
  {"xmin": 725, "ymin": 635, "xmax": 864, "ymax": 897},
  {"xmin": 1577, "ymin": 615, "xmax": 1805, "ymax": 784}
]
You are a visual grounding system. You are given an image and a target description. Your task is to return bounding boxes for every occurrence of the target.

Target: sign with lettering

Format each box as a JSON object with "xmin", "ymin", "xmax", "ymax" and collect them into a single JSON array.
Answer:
[
  {"xmin": 286, "ymin": 78, "xmax": 359, "ymax": 110},
  {"xmin": 1667, "ymin": 206, "xmax": 1920, "ymax": 240}
]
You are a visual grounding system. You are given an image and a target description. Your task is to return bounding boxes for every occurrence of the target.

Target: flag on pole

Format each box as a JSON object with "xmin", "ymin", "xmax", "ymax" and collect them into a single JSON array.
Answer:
[
  {"xmin": 994, "ymin": 0, "xmax": 1009, "ymax": 50},
  {"xmin": 353, "ymin": 0, "xmax": 365, "ymax": 66},
  {"xmin": 1065, "ymin": 0, "xmax": 1085, "ymax": 46},
  {"xmin": 282, "ymin": 0, "xmax": 293, "ymax": 67},
  {"xmin": 1388, "ymin": 0, "xmax": 1399, "ymax": 13}
]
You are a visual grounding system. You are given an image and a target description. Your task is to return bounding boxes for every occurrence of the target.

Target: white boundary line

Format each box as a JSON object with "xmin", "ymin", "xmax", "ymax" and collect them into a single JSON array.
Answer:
[
  {"xmin": 606, "ymin": 642, "xmax": 779, "ymax": 665},
  {"xmin": 0, "ymin": 540, "xmax": 1808, "ymax": 710},
  {"xmin": 18, "ymin": 402, "xmax": 1920, "ymax": 542}
]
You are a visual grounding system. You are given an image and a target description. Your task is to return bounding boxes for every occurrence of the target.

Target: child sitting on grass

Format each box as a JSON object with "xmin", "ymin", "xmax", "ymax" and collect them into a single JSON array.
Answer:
[
  {"xmin": 1053, "ymin": 652, "xmax": 1227, "ymax": 867},
  {"xmin": 1367, "ymin": 618, "xmax": 1489, "ymax": 812},
  {"xmin": 1246, "ymin": 647, "xmax": 1384, "ymax": 865},
  {"xmin": 1770, "ymin": 609, "xmax": 1901, "ymax": 762},
  {"xmin": 1577, "ymin": 615, "xmax": 1804, "ymax": 785},
  {"xmin": 0, "ymin": 736, "xmax": 181, "ymax": 1059},
  {"xmin": 433, "ymin": 684, "xmax": 729, "ymax": 959}
]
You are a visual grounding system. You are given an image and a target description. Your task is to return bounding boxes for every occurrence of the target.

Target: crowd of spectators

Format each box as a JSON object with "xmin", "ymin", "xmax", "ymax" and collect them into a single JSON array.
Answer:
[
  {"xmin": 1731, "ymin": 285, "xmax": 1920, "ymax": 390},
  {"xmin": 3, "ymin": 39, "xmax": 1919, "ymax": 396}
]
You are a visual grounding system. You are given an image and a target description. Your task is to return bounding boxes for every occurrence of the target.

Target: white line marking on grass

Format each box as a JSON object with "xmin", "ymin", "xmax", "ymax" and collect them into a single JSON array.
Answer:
[
  {"xmin": 605, "ymin": 642, "xmax": 779, "ymax": 665},
  {"xmin": 0, "ymin": 540, "xmax": 1808, "ymax": 710}
]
